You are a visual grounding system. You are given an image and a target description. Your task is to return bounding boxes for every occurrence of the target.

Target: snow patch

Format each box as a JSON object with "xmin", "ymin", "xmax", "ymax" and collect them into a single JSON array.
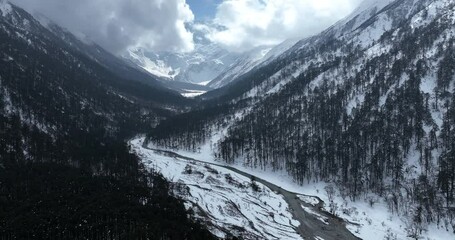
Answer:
[
  {"xmin": 356, "ymin": 14, "xmax": 393, "ymax": 48},
  {"xmin": 346, "ymin": 93, "xmax": 365, "ymax": 115},
  {"xmin": 197, "ymin": 80, "xmax": 212, "ymax": 86},
  {"xmin": 181, "ymin": 89, "xmax": 206, "ymax": 98},
  {"xmin": 126, "ymin": 48, "xmax": 179, "ymax": 79}
]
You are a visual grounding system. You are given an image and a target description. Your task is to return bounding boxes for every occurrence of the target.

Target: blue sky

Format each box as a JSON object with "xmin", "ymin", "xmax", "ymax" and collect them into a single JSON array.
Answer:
[{"xmin": 187, "ymin": 0, "xmax": 222, "ymax": 20}]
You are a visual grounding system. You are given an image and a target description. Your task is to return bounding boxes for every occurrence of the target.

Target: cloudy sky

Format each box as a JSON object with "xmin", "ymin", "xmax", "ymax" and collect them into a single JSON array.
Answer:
[{"xmin": 10, "ymin": 0, "xmax": 363, "ymax": 54}]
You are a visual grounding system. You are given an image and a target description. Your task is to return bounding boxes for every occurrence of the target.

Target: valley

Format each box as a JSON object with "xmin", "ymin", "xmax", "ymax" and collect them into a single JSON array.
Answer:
[{"xmin": 1, "ymin": 0, "xmax": 455, "ymax": 239}]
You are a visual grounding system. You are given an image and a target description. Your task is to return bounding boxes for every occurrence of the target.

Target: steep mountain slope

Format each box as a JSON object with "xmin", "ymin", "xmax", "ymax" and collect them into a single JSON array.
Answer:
[
  {"xmin": 0, "ymin": 1, "xmax": 215, "ymax": 239},
  {"xmin": 207, "ymin": 39, "xmax": 299, "ymax": 89},
  {"xmin": 148, "ymin": 0, "xmax": 455, "ymax": 238}
]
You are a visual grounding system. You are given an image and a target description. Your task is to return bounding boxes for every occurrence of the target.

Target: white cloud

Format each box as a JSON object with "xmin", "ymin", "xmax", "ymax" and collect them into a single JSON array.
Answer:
[
  {"xmin": 10, "ymin": 0, "xmax": 195, "ymax": 54},
  {"xmin": 208, "ymin": 0, "xmax": 363, "ymax": 51},
  {"xmin": 8, "ymin": 0, "xmax": 364, "ymax": 54}
]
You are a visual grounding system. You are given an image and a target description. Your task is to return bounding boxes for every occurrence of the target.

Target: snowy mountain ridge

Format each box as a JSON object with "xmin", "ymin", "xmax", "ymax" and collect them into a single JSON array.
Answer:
[
  {"xmin": 235, "ymin": 0, "xmax": 448, "ymax": 101},
  {"xmin": 123, "ymin": 24, "xmax": 297, "ymax": 88},
  {"xmin": 207, "ymin": 39, "xmax": 299, "ymax": 89}
]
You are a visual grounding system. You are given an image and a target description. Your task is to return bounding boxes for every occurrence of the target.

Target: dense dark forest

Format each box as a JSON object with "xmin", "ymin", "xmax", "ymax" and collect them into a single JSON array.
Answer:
[{"xmin": 0, "ymin": 3, "xmax": 215, "ymax": 239}]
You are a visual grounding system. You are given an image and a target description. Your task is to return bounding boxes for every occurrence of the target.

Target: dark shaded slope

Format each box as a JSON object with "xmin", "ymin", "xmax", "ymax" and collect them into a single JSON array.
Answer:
[{"xmin": 0, "ymin": 2, "xmax": 215, "ymax": 239}]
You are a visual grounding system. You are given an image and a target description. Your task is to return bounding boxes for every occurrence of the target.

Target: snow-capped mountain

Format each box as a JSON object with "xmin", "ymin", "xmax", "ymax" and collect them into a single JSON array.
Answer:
[
  {"xmin": 123, "ymin": 23, "xmax": 297, "ymax": 88},
  {"xmin": 124, "ymin": 42, "xmax": 238, "ymax": 85},
  {"xmin": 147, "ymin": 0, "xmax": 455, "ymax": 239}
]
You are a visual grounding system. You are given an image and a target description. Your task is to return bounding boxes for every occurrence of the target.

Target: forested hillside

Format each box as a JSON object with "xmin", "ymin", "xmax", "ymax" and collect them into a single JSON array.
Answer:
[
  {"xmin": 147, "ymin": 0, "xmax": 455, "ymax": 237},
  {"xmin": 0, "ymin": 2, "xmax": 215, "ymax": 239}
]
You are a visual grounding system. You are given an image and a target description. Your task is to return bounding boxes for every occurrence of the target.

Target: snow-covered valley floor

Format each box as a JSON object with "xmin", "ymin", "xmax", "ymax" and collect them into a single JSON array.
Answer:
[
  {"xmin": 130, "ymin": 138, "xmax": 302, "ymax": 239},
  {"xmin": 130, "ymin": 137, "xmax": 454, "ymax": 240}
]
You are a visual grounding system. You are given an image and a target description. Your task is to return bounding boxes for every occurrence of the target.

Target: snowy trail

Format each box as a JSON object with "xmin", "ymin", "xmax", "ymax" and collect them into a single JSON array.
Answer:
[{"xmin": 139, "ymin": 140, "xmax": 360, "ymax": 240}]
